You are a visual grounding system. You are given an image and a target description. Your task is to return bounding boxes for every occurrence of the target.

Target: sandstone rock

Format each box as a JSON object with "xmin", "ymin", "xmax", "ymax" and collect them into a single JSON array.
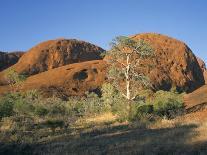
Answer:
[
  {"xmin": 13, "ymin": 39, "xmax": 104, "ymax": 75},
  {"xmin": 184, "ymin": 85, "xmax": 207, "ymax": 112},
  {"xmin": 0, "ymin": 51, "xmax": 24, "ymax": 71},
  {"xmin": 0, "ymin": 60, "xmax": 107, "ymax": 97},
  {"xmin": 0, "ymin": 34, "xmax": 204, "ymax": 96},
  {"xmin": 196, "ymin": 57, "xmax": 207, "ymax": 84},
  {"xmin": 129, "ymin": 33, "xmax": 204, "ymax": 92},
  {"xmin": 0, "ymin": 39, "xmax": 104, "ymax": 85}
]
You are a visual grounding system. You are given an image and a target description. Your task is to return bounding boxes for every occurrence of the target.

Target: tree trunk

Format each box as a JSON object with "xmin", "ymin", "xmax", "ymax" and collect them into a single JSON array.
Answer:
[{"xmin": 126, "ymin": 54, "xmax": 130, "ymax": 100}]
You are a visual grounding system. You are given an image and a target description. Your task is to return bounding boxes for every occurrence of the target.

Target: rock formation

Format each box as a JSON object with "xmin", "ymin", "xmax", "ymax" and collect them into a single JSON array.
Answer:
[
  {"xmin": 129, "ymin": 33, "xmax": 205, "ymax": 92},
  {"xmin": 0, "ymin": 60, "xmax": 107, "ymax": 98},
  {"xmin": 0, "ymin": 33, "xmax": 205, "ymax": 96},
  {"xmin": 0, "ymin": 39, "xmax": 104, "ymax": 85},
  {"xmin": 0, "ymin": 51, "xmax": 24, "ymax": 71},
  {"xmin": 197, "ymin": 57, "xmax": 207, "ymax": 84},
  {"xmin": 184, "ymin": 85, "xmax": 207, "ymax": 112}
]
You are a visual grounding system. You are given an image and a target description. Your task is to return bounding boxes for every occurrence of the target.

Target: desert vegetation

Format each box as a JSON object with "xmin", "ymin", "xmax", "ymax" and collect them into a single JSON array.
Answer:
[
  {"xmin": 0, "ymin": 66, "xmax": 189, "ymax": 154},
  {"xmin": 1, "ymin": 84, "xmax": 206, "ymax": 155},
  {"xmin": 0, "ymin": 34, "xmax": 206, "ymax": 154}
]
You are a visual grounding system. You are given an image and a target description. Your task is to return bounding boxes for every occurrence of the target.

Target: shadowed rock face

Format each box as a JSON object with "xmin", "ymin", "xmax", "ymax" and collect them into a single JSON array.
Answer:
[
  {"xmin": 129, "ymin": 33, "xmax": 205, "ymax": 92},
  {"xmin": 0, "ymin": 39, "xmax": 104, "ymax": 85},
  {"xmin": 197, "ymin": 57, "xmax": 207, "ymax": 84},
  {"xmin": 0, "ymin": 51, "xmax": 24, "ymax": 71}
]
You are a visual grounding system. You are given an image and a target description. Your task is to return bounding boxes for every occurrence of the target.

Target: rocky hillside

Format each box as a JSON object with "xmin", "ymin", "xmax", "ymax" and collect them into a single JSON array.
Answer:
[
  {"xmin": 130, "ymin": 33, "xmax": 204, "ymax": 92},
  {"xmin": 0, "ymin": 33, "xmax": 206, "ymax": 96},
  {"xmin": 11, "ymin": 39, "xmax": 104, "ymax": 75},
  {"xmin": 0, "ymin": 51, "xmax": 24, "ymax": 71},
  {"xmin": 0, "ymin": 60, "xmax": 107, "ymax": 97},
  {"xmin": 0, "ymin": 39, "xmax": 104, "ymax": 85}
]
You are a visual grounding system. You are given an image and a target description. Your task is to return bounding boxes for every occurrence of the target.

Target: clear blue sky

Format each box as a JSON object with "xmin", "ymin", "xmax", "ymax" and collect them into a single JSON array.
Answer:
[{"xmin": 0, "ymin": 0, "xmax": 206, "ymax": 63}]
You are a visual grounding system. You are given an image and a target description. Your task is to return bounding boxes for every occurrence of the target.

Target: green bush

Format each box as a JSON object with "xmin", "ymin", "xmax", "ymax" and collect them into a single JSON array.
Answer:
[
  {"xmin": 0, "ymin": 98, "xmax": 14, "ymax": 119},
  {"xmin": 13, "ymin": 99, "xmax": 34, "ymax": 115},
  {"xmin": 34, "ymin": 105, "xmax": 48, "ymax": 116},
  {"xmin": 0, "ymin": 93, "xmax": 26, "ymax": 118},
  {"xmin": 128, "ymin": 102, "xmax": 153, "ymax": 121},
  {"xmin": 112, "ymin": 99, "xmax": 129, "ymax": 122},
  {"xmin": 153, "ymin": 90, "xmax": 184, "ymax": 118},
  {"xmin": 101, "ymin": 83, "xmax": 119, "ymax": 107},
  {"xmin": 78, "ymin": 92, "xmax": 105, "ymax": 115},
  {"xmin": 102, "ymin": 83, "xmax": 128, "ymax": 121}
]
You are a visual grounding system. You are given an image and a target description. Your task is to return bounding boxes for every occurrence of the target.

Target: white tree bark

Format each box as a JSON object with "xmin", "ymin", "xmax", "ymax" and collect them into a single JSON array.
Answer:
[{"xmin": 126, "ymin": 54, "xmax": 130, "ymax": 100}]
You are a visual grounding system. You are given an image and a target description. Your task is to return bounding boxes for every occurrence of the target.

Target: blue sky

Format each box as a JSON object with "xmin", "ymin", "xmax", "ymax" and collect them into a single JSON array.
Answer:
[{"xmin": 0, "ymin": 0, "xmax": 207, "ymax": 62}]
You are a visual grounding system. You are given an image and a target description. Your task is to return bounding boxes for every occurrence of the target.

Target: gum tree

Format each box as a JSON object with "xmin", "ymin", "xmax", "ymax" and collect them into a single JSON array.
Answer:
[{"xmin": 106, "ymin": 36, "xmax": 154, "ymax": 101}]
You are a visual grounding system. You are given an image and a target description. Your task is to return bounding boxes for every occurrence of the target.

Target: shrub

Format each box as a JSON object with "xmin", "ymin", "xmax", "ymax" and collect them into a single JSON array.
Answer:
[
  {"xmin": 0, "ymin": 90, "xmax": 42, "ymax": 118},
  {"xmin": 101, "ymin": 83, "xmax": 118, "ymax": 106},
  {"xmin": 153, "ymin": 90, "xmax": 184, "ymax": 118},
  {"xmin": 0, "ymin": 97, "xmax": 14, "ymax": 119},
  {"xmin": 39, "ymin": 97, "xmax": 67, "ymax": 116},
  {"xmin": 13, "ymin": 99, "xmax": 34, "ymax": 115},
  {"xmin": 34, "ymin": 105, "xmax": 48, "ymax": 116},
  {"xmin": 0, "ymin": 93, "xmax": 27, "ymax": 118},
  {"xmin": 128, "ymin": 101, "xmax": 154, "ymax": 121},
  {"xmin": 81, "ymin": 92, "xmax": 105, "ymax": 115},
  {"xmin": 102, "ymin": 83, "xmax": 128, "ymax": 120},
  {"xmin": 5, "ymin": 68, "xmax": 26, "ymax": 92},
  {"xmin": 112, "ymin": 98, "xmax": 129, "ymax": 122}
]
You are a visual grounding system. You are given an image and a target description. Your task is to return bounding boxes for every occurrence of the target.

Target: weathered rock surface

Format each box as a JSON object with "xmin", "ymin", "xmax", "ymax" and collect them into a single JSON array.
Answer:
[
  {"xmin": 0, "ymin": 60, "xmax": 107, "ymax": 97},
  {"xmin": 129, "ymin": 33, "xmax": 205, "ymax": 92},
  {"xmin": 184, "ymin": 85, "xmax": 207, "ymax": 112},
  {"xmin": 0, "ymin": 33, "xmax": 205, "ymax": 96},
  {"xmin": 0, "ymin": 39, "xmax": 104, "ymax": 85},
  {"xmin": 0, "ymin": 51, "xmax": 24, "ymax": 71},
  {"xmin": 197, "ymin": 57, "xmax": 207, "ymax": 84}
]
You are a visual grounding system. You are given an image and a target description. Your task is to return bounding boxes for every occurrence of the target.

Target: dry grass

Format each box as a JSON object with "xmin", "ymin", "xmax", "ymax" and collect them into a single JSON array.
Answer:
[{"xmin": 1, "ymin": 111, "xmax": 207, "ymax": 155}]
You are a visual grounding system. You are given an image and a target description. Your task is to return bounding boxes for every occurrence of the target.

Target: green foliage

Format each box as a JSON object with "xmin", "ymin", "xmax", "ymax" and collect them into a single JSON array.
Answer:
[
  {"xmin": 81, "ymin": 92, "xmax": 106, "ymax": 115},
  {"xmin": 153, "ymin": 90, "xmax": 184, "ymax": 118},
  {"xmin": 106, "ymin": 36, "xmax": 154, "ymax": 100},
  {"xmin": 13, "ymin": 98, "xmax": 34, "ymax": 115},
  {"xmin": 0, "ymin": 90, "xmax": 41, "ymax": 118},
  {"xmin": 111, "ymin": 98, "xmax": 129, "ymax": 122},
  {"xmin": 128, "ymin": 98, "xmax": 153, "ymax": 120},
  {"xmin": 5, "ymin": 68, "xmax": 26, "ymax": 92},
  {"xmin": 101, "ymin": 83, "xmax": 119, "ymax": 108},
  {"xmin": 109, "ymin": 36, "xmax": 154, "ymax": 59},
  {"xmin": 101, "ymin": 83, "xmax": 129, "ymax": 121},
  {"xmin": 0, "ymin": 96, "xmax": 14, "ymax": 119},
  {"xmin": 34, "ymin": 105, "xmax": 48, "ymax": 116}
]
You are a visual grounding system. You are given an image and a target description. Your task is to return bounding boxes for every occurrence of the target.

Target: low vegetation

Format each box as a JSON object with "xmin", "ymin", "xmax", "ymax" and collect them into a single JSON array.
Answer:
[
  {"xmin": 1, "ymin": 36, "xmax": 201, "ymax": 154},
  {"xmin": 0, "ymin": 82, "xmax": 185, "ymax": 145},
  {"xmin": 1, "ymin": 68, "xmax": 206, "ymax": 154},
  {"xmin": 0, "ymin": 87, "xmax": 206, "ymax": 154}
]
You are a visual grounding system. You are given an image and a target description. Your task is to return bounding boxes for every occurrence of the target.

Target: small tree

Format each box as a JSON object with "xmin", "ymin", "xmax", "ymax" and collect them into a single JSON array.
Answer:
[
  {"xmin": 106, "ymin": 36, "xmax": 154, "ymax": 101},
  {"xmin": 5, "ymin": 68, "xmax": 26, "ymax": 92}
]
